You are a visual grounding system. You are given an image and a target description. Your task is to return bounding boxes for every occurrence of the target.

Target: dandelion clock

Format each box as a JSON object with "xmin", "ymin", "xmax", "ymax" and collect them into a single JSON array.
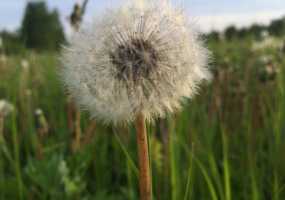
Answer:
[{"xmin": 61, "ymin": 0, "xmax": 211, "ymax": 199}]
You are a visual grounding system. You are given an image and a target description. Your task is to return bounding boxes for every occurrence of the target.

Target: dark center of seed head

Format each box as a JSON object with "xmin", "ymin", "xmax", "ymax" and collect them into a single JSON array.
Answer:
[{"xmin": 110, "ymin": 38, "xmax": 159, "ymax": 83}]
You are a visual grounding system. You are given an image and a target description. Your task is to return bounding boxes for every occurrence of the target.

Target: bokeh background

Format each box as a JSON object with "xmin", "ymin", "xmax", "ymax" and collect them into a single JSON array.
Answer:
[{"xmin": 0, "ymin": 0, "xmax": 285, "ymax": 199}]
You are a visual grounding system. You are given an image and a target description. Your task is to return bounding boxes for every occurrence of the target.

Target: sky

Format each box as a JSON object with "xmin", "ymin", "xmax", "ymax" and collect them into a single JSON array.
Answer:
[{"xmin": 0, "ymin": 0, "xmax": 285, "ymax": 33}]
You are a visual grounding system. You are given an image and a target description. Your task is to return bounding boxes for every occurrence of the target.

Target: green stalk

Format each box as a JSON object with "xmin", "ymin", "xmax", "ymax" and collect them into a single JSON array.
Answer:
[
  {"xmin": 11, "ymin": 113, "xmax": 24, "ymax": 200},
  {"xmin": 183, "ymin": 144, "xmax": 194, "ymax": 200},
  {"xmin": 169, "ymin": 117, "xmax": 177, "ymax": 200},
  {"xmin": 222, "ymin": 129, "xmax": 231, "ymax": 200}
]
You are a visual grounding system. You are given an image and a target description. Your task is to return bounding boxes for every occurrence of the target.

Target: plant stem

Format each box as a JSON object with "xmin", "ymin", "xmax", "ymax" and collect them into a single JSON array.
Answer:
[
  {"xmin": 12, "ymin": 114, "xmax": 23, "ymax": 200},
  {"xmin": 73, "ymin": 110, "xmax": 81, "ymax": 151},
  {"xmin": 135, "ymin": 114, "xmax": 152, "ymax": 200},
  {"xmin": 0, "ymin": 116, "xmax": 3, "ymax": 138},
  {"xmin": 82, "ymin": 119, "xmax": 96, "ymax": 145}
]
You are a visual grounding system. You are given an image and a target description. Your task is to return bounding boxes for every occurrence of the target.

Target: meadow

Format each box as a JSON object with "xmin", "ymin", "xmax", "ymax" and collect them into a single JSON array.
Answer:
[{"xmin": 0, "ymin": 36, "xmax": 285, "ymax": 200}]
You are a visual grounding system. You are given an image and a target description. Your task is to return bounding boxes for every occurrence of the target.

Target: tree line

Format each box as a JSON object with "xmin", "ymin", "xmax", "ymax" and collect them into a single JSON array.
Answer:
[
  {"xmin": 208, "ymin": 16, "xmax": 285, "ymax": 41},
  {"xmin": 1, "ymin": 1, "xmax": 284, "ymax": 54}
]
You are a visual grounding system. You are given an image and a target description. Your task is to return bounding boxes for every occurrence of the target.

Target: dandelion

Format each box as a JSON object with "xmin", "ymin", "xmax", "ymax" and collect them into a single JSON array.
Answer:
[
  {"xmin": 21, "ymin": 59, "xmax": 30, "ymax": 71},
  {"xmin": 20, "ymin": 60, "xmax": 31, "ymax": 99},
  {"xmin": 34, "ymin": 108, "xmax": 49, "ymax": 159},
  {"xmin": 0, "ymin": 100, "xmax": 14, "ymax": 137},
  {"xmin": 62, "ymin": 1, "xmax": 210, "ymax": 123},
  {"xmin": 35, "ymin": 108, "xmax": 49, "ymax": 137},
  {"xmin": 61, "ymin": 0, "xmax": 211, "ymax": 199},
  {"xmin": 25, "ymin": 89, "xmax": 32, "ymax": 97},
  {"xmin": 0, "ymin": 54, "xmax": 7, "ymax": 64},
  {"xmin": 0, "ymin": 100, "xmax": 14, "ymax": 117},
  {"xmin": 258, "ymin": 55, "xmax": 279, "ymax": 82},
  {"xmin": 261, "ymin": 30, "xmax": 269, "ymax": 39},
  {"xmin": 252, "ymin": 36, "xmax": 283, "ymax": 51}
]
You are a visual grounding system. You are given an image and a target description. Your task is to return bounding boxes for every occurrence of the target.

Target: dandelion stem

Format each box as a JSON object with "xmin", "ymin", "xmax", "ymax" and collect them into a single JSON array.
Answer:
[
  {"xmin": 72, "ymin": 110, "xmax": 81, "ymax": 152},
  {"xmin": 82, "ymin": 119, "xmax": 96, "ymax": 145},
  {"xmin": 135, "ymin": 114, "xmax": 152, "ymax": 200},
  {"xmin": 67, "ymin": 99, "xmax": 82, "ymax": 152}
]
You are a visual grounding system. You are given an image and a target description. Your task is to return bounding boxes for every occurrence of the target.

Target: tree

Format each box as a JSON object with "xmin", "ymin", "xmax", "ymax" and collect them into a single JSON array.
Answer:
[
  {"xmin": 207, "ymin": 31, "xmax": 220, "ymax": 41},
  {"xmin": 0, "ymin": 31, "xmax": 26, "ymax": 55},
  {"xmin": 248, "ymin": 24, "xmax": 265, "ymax": 40},
  {"xmin": 237, "ymin": 28, "xmax": 248, "ymax": 39},
  {"xmin": 268, "ymin": 17, "xmax": 285, "ymax": 37},
  {"xmin": 224, "ymin": 26, "xmax": 238, "ymax": 40},
  {"xmin": 20, "ymin": 2, "xmax": 65, "ymax": 51},
  {"xmin": 49, "ymin": 10, "xmax": 66, "ymax": 49}
]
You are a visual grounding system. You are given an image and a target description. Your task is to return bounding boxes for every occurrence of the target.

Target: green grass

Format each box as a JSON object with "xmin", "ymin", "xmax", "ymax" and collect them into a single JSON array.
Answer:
[{"xmin": 0, "ymin": 38, "xmax": 285, "ymax": 199}]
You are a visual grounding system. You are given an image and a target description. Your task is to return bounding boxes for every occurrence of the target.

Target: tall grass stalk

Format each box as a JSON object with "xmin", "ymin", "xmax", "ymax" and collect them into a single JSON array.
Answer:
[
  {"xmin": 1, "ymin": 39, "xmax": 285, "ymax": 199},
  {"xmin": 195, "ymin": 158, "xmax": 218, "ymax": 200},
  {"xmin": 11, "ymin": 113, "xmax": 23, "ymax": 200},
  {"xmin": 169, "ymin": 117, "xmax": 178, "ymax": 200},
  {"xmin": 183, "ymin": 143, "xmax": 194, "ymax": 200},
  {"xmin": 221, "ymin": 129, "xmax": 231, "ymax": 200}
]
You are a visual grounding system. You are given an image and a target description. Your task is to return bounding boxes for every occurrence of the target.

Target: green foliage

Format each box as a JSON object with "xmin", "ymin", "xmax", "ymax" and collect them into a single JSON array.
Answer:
[
  {"xmin": 208, "ymin": 16, "xmax": 285, "ymax": 41},
  {"xmin": 206, "ymin": 31, "xmax": 220, "ymax": 42},
  {"xmin": 269, "ymin": 17, "xmax": 285, "ymax": 37},
  {"xmin": 20, "ymin": 2, "xmax": 65, "ymax": 51},
  {"xmin": 248, "ymin": 24, "xmax": 266, "ymax": 40},
  {"xmin": 225, "ymin": 26, "xmax": 238, "ymax": 40},
  {"xmin": 0, "ymin": 37, "xmax": 285, "ymax": 199},
  {"xmin": 0, "ymin": 31, "xmax": 26, "ymax": 55}
]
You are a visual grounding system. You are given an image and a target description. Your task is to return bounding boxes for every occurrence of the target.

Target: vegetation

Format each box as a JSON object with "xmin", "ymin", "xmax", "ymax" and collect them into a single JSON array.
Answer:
[
  {"xmin": 1, "ymin": 1, "xmax": 65, "ymax": 55},
  {"xmin": 21, "ymin": 2, "xmax": 65, "ymax": 51},
  {"xmin": 1, "ymin": 2, "xmax": 285, "ymax": 199},
  {"xmin": 0, "ymin": 30, "xmax": 285, "ymax": 199},
  {"xmin": 207, "ymin": 16, "xmax": 285, "ymax": 41}
]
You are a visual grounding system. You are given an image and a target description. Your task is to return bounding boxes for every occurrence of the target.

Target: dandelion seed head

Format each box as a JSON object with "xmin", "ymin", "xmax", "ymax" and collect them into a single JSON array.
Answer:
[
  {"xmin": 61, "ymin": 0, "xmax": 211, "ymax": 124},
  {"xmin": 0, "ymin": 100, "xmax": 14, "ymax": 117},
  {"xmin": 0, "ymin": 55, "xmax": 7, "ymax": 64},
  {"xmin": 21, "ymin": 59, "xmax": 29, "ymax": 70},
  {"xmin": 110, "ymin": 38, "xmax": 159, "ymax": 83},
  {"xmin": 35, "ymin": 108, "xmax": 43, "ymax": 116}
]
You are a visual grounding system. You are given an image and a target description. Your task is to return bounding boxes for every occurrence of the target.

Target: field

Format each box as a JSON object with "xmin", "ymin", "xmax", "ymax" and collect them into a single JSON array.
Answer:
[{"xmin": 0, "ymin": 37, "xmax": 285, "ymax": 200}]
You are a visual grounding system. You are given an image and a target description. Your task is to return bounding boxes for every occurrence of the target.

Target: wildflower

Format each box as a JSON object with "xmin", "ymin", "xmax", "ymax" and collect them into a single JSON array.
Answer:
[
  {"xmin": 259, "ymin": 60, "xmax": 279, "ymax": 82},
  {"xmin": 0, "ymin": 100, "xmax": 14, "ymax": 137},
  {"xmin": 35, "ymin": 108, "xmax": 43, "ymax": 116},
  {"xmin": 259, "ymin": 55, "xmax": 273, "ymax": 64},
  {"xmin": 0, "ymin": 100, "xmax": 14, "ymax": 117},
  {"xmin": 261, "ymin": 30, "xmax": 269, "ymax": 40},
  {"xmin": 252, "ymin": 36, "xmax": 283, "ymax": 51},
  {"xmin": 58, "ymin": 160, "xmax": 69, "ymax": 176},
  {"xmin": 0, "ymin": 55, "xmax": 7, "ymax": 64},
  {"xmin": 265, "ymin": 62, "xmax": 279, "ymax": 75},
  {"xmin": 25, "ymin": 89, "xmax": 32, "ymax": 97},
  {"xmin": 61, "ymin": 0, "xmax": 211, "ymax": 124},
  {"xmin": 58, "ymin": 160, "xmax": 85, "ymax": 196},
  {"xmin": 21, "ymin": 59, "xmax": 30, "ymax": 71},
  {"xmin": 61, "ymin": 1, "xmax": 211, "ymax": 199},
  {"xmin": 35, "ymin": 108, "xmax": 49, "ymax": 137}
]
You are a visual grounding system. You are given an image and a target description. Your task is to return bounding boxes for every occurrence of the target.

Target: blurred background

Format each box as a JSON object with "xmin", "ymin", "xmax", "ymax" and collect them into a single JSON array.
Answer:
[{"xmin": 0, "ymin": 0, "xmax": 285, "ymax": 199}]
